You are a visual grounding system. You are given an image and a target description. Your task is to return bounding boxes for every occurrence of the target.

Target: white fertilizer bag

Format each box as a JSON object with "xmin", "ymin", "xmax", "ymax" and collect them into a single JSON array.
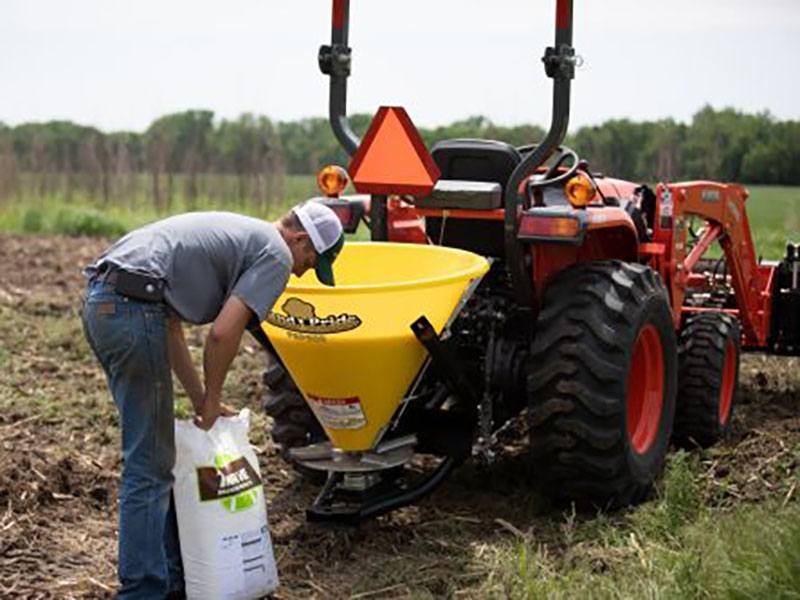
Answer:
[{"xmin": 173, "ymin": 409, "xmax": 279, "ymax": 600}]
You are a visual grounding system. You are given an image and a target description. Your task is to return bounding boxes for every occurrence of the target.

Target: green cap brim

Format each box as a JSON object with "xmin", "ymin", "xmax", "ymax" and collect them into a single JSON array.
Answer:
[
  {"xmin": 315, "ymin": 234, "xmax": 344, "ymax": 287},
  {"xmin": 315, "ymin": 255, "xmax": 335, "ymax": 286}
]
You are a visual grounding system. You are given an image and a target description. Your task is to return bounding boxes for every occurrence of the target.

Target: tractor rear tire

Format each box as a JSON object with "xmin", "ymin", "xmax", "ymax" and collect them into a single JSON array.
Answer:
[
  {"xmin": 527, "ymin": 261, "xmax": 677, "ymax": 508},
  {"xmin": 673, "ymin": 312, "xmax": 740, "ymax": 448}
]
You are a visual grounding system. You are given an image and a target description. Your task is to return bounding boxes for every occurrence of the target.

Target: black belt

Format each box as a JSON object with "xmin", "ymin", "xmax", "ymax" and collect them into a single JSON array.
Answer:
[{"xmin": 93, "ymin": 264, "xmax": 165, "ymax": 303}]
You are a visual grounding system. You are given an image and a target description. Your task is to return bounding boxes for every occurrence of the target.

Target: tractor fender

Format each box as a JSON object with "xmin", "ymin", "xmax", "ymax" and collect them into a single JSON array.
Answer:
[
  {"xmin": 583, "ymin": 207, "xmax": 640, "ymax": 262},
  {"xmin": 531, "ymin": 207, "xmax": 640, "ymax": 298}
]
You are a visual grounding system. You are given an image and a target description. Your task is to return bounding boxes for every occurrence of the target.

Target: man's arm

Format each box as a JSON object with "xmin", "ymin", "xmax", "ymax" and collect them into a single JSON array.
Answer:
[
  {"xmin": 198, "ymin": 295, "xmax": 253, "ymax": 429},
  {"xmin": 166, "ymin": 315, "xmax": 205, "ymax": 414}
]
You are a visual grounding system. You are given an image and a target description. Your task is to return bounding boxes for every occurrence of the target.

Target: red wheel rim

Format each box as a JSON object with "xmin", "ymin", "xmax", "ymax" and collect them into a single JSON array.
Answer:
[
  {"xmin": 719, "ymin": 339, "xmax": 736, "ymax": 425},
  {"xmin": 626, "ymin": 324, "xmax": 665, "ymax": 455}
]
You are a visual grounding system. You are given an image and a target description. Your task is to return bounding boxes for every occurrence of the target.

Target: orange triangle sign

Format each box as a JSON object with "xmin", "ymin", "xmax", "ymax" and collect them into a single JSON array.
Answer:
[{"xmin": 348, "ymin": 106, "xmax": 440, "ymax": 196}]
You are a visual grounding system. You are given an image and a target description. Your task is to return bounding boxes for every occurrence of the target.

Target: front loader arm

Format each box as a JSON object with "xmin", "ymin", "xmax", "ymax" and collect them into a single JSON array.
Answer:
[{"xmin": 653, "ymin": 182, "xmax": 771, "ymax": 346}]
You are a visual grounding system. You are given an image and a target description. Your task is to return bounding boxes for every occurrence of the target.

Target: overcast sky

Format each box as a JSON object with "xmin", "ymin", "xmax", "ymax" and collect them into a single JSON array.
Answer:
[{"xmin": 2, "ymin": 0, "xmax": 799, "ymax": 132}]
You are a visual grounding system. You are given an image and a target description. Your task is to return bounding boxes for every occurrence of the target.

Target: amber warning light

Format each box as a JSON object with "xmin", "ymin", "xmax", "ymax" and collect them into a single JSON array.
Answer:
[
  {"xmin": 317, "ymin": 165, "xmax": 349, "ymax": 198},
  {"xmin": 565, "ymin": 174, "xmax": 596, "ymax": 208}
]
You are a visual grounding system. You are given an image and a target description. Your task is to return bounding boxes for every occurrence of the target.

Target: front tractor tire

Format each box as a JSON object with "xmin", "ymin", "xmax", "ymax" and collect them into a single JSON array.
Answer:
[
  {"xmin": 528, "ymin": 261, "xmax": 677, "ymax": 508},
  {"xmin": 673, "ymin": 312, "xmax": 741, "ymax": 448}
]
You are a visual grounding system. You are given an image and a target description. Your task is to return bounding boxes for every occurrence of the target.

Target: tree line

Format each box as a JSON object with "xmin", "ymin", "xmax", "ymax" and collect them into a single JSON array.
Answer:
[
  {"xmin": 0, "ymin": 106, "xmax": 798, "ymax": 210},
  {"xmin": 0, "ymin": 111, "xmax": 285, "ymax": 211}
]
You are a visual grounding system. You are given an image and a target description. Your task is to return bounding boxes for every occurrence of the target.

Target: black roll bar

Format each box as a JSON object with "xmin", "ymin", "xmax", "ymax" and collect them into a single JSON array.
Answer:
[
  {"xmin": 504, "ymin": 0, "xmax": 576, "ymax": 305},
  {"xmin": 321, "ymin": 1, "xmax": 577, "ymax": 298},
  {"xmin": 319, "ymin": 0, "xmax": 360, "ymax": 156}
]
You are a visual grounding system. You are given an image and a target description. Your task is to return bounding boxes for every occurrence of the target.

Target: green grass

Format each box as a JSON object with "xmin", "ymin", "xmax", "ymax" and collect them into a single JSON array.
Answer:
[
  {"xmin": 744, "ymin": 185, "xmax": 800, "ymax": 259},
  {"xmin": 0, "ymin": 174, "xmax": 318, "ymax": 236},
  {"xmin": 482, "ymin": 452, "xmax": 800, "ymax": 599},
  {"xmin": 0, "ymin": 180, "xmax": 797, "ymax": 260}
]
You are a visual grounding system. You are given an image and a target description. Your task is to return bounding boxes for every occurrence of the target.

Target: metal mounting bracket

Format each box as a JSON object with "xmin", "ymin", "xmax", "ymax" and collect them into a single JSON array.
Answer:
[{"xmin": 319, "ymin": 43, "xmax": 352, "ymax": 77}]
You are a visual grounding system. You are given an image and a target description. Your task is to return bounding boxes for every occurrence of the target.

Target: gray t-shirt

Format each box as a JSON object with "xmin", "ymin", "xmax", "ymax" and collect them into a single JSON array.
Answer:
[{"xmin": 88, "ymin": 212, "xmax": 292, "ymax": 324}]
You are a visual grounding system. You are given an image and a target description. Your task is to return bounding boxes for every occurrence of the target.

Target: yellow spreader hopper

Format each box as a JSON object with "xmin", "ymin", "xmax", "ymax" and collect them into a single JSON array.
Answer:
[{"xmin": 261, "ymin": 242, "xmax": 490, "ymax": 454}]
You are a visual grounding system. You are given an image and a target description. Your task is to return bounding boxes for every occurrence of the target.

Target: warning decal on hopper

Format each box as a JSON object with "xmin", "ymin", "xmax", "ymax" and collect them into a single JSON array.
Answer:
[
  {"xmin": 348, "ymin": 106, "xmax": 440, "ymax": 197},
  {"xmin": 307, "ymin": 394, "xmax": 367, "ymax": 430}
]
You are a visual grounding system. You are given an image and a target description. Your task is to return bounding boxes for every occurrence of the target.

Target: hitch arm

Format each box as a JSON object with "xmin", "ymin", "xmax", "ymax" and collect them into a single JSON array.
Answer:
[{"xmin": 411, "ymin": 316, "xmax": 480, "ymax": 413}]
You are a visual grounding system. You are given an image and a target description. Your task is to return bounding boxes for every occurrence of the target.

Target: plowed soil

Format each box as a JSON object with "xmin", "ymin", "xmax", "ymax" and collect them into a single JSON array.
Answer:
[{"xmin": 0, "ymin": 234, "xmax": 798, "ymax": 599}]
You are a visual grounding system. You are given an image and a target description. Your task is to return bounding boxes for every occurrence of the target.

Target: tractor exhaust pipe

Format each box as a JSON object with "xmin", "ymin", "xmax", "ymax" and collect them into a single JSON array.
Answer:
[
  {"xmin": 320, "ymin": 0, "xmax": 361, "ymax": 156},
  {"xmin": 504, "ymin": 0, "xmax": 577, "ymax": 306}
]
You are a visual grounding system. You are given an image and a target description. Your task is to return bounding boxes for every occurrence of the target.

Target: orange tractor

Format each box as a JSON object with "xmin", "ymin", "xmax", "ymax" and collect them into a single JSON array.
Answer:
[{"xmin": 253, "ymin": 0, "xmax": 800, "ymax": 524}]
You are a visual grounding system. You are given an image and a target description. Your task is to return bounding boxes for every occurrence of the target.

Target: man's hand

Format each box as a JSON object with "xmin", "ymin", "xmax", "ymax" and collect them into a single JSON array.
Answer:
[
  {"xmin": 194, "ymin": 399, "xmax": 239, "ymax": 430},
  {"xmin": 195, "ymin": 393, "xmax": 222, "ymax": 431}
]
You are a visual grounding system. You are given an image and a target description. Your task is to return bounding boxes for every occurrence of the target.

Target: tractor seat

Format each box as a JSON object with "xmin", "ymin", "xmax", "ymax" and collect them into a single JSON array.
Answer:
[
  {"xmin": 419, "ymin": 180, "xmax": 503, "ymax": 210},
  {"xmin": 416, "ymin": 139, "xmax": 521, "ymax": 210}
]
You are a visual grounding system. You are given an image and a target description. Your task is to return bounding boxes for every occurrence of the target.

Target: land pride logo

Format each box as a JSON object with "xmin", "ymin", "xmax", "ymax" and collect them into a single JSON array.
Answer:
[
  {"xmin": 266, "ymin": 297, "xmax": 361, "ymax": 334},
  {"xmin": 197, "ymin": 454, "xmax": 261, "ymax": 513}
]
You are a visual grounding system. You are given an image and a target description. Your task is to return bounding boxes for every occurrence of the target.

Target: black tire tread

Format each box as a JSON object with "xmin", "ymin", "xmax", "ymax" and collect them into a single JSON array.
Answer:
[
  {"xmin": 674, "ymin": 312, "xmax": 740, "ymax": 448},
  {"xmin": 262, "ymin": 390, "xmax": 323, "ymax": 448},
  {"xmin": 262, "ymin": 358, "xmax": 291, "ymax": 392},
  {"xmin": 527, "ymin": 260, "xmax": 677, "ymax": 508}
]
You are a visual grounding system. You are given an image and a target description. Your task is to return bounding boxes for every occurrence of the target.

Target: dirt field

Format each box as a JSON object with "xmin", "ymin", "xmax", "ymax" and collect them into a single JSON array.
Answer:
[{"xmin": 1, "ymin": 234, "xmax": 798, "ymax": 599}]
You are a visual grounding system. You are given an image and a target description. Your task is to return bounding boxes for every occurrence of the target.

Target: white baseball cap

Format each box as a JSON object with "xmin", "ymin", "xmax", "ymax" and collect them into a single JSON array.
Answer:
[{"xmin": 292, "ymin": 202, "xmax": 345, "ymax": 286}]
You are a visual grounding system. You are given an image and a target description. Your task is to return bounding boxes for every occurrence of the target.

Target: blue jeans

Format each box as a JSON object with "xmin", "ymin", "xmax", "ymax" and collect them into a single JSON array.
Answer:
[{"xmin": 81, "ymin": 280, "xmax": 183, "ymax": 599}]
